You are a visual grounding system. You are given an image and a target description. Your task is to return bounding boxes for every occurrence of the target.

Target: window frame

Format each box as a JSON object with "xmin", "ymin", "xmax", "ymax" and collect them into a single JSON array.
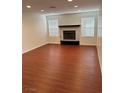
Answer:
[
  {"xmin": 48, "ymin": 18, "xmax": 59, "ymax": 37},
  {"xmin": 81, "ymin": 16, "xmax": 95, "ymax": 37}
]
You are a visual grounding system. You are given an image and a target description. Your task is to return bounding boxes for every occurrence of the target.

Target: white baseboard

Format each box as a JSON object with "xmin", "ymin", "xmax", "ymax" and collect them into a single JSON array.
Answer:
[
  {"xmin": 48, "ymin": 42, "xmax": 60, "ymax": 44},
  {"xmin": 96, "ymin": 46, "xmax": 102, "ymax": 72},
  {"xmin": 80, "ymin": 43, "xmax": 97, "ymax": 46},
  {"xmin": 48, "ymin": 42, "xmax": 96, "ymax": 46},
  {"xmin": 22, "ymin": 43, "xmax": 48, "ymax": 54}
]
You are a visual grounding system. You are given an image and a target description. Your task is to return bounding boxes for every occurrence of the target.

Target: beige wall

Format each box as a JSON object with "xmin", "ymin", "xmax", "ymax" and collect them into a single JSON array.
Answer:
[
  {"xmin": 22, "ymin": 13, "xmax": 48, "ymax": 53},
  {"xmin": 59, "ymin": 14, "xmax": 80, "ymax": 25},
  {"xmin": 97, "ymin": 13, "xmax": 102, "ymax": 69},
  {"xmin": 47, "ymin": 11, "xmax": 99, "ymax": 45}
]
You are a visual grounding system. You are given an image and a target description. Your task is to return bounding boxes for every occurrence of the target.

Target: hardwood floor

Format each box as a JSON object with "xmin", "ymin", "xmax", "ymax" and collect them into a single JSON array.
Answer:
[{"xmin": 23, "ymin": 44, "xmax": 102, "ymax": 93}]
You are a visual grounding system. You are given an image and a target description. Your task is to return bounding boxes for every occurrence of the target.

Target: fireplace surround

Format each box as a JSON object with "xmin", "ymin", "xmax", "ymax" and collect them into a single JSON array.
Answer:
[{"xmin": 59, "ymin": 25, "xmax": 80, "ymax": 45}]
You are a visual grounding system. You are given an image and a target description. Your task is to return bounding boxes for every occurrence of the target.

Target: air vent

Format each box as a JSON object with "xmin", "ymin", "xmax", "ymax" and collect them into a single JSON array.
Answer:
[{"xmin": 50, "ymin": 6, "xmax": 56, "ymax": 8}]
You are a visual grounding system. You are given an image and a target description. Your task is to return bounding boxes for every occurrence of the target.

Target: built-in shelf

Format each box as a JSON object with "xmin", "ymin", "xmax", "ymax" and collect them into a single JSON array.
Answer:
[{"xmin": 59, "ymin": 25, "xmax": 81, "ymax": 28}]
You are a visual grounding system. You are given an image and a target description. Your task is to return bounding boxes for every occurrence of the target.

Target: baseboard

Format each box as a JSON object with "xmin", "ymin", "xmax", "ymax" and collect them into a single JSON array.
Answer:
[
  {"xmin": 48, "ymin": 42, "xmax": 60, "ymax": 44},
  {"xmin": 48, "ymin": 42, "xmax": 96, "ymax": 46},
  {"xmin": 80, "ymin": 44, "xmax": 97, "ymax": 46},
  {"xmin": 22, "ymin": 43, "xmax": 48, "ymax": 54},
  {"xmin": 96, "ymin": 46, "xmax": 102, "ymax": 72}
]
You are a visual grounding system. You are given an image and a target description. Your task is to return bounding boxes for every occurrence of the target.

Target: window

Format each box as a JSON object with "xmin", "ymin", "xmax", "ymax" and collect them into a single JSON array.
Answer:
[
  {"xmin": 48, "ymin": 19, "xmax": 59, "ymax": 36},
  {"xmin": 81, "ymin": 17, "xmax": 95, "ymax": 37}
]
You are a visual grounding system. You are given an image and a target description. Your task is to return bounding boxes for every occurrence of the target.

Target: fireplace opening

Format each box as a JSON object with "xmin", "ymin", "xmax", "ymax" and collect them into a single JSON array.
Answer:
[{"xmin": 63, "ymin": 30, "xmax": 75, "ymax": 40}]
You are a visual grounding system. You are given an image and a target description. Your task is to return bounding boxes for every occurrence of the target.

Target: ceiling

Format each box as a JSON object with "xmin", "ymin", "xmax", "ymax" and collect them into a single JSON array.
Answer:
[{"xmin": 22, "ymin": 0, "xmax": 102, "ymax": 14}]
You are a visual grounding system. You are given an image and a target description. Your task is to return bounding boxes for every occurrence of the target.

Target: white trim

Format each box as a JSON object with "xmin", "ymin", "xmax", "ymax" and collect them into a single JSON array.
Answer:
[
  {"xmin": 22, "ymin": 43, "xmax": 48, "ymax": 54},
  {"xmin": 48, "ymin": 42, "xmax": 60, "ymax": 44},
  {"xmin": 44, "ymin": 9, "xmax": 100, "ymax": 16},
  {"xmin": 97, "ymin": 46, "xmax": 102, "ymax": 72},
  {"xmin": 80, "ymin": 43, "xmax": 97, "ymax": 46}
]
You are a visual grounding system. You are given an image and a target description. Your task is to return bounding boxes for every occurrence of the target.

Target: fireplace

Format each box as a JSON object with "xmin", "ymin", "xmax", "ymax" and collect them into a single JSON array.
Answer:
[
  {"xmin": 63, "ymin": 30, "xmax": 75, "ymax": 40},
  {"xmin": 59, "ymin": 25, "xmax": 80, "ymax": 45},
  {"xmin": 61, "ymin": 30, "xmax": 79, "ymax": 45}
]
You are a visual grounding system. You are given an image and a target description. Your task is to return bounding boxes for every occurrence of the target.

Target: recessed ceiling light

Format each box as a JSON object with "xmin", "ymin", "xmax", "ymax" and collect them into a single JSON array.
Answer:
[
  {"xmin": 26, "ymin": 5, "xmax": 31, "ymax": 8},
  {"xmin": 74, "ymin": 5, "xmax": 78, "ymax": 8},
  {"xmin": 41, "ymin": 10, "xmax": 44, "ymax": 12},
  {"xmin": 67, "ymin": 0, "xmax": 73, "ymax": 2}
]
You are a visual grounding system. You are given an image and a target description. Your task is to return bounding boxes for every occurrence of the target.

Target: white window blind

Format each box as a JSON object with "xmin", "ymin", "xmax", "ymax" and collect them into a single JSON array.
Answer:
[
  {"xmin": 48, "ymin": 19, "xmax": 59, "ymax": 36},
  {"xmin": 81, "ymin": 17, "xmax": 95, "ymax": 37}
]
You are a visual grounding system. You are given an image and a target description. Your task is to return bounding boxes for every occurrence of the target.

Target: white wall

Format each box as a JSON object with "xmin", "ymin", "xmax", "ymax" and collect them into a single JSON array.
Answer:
[
  {"xmin": 22, "ymin": 13, "xmax": 48, "ymax": 53},
  {"xmin": 97, "ymin": 12, "xmax": 102, "ymax": 69},
  {"xmin": 59, "ymin": 14, "xmax": 80, "ymax": 25},
  {"xmin": 46, "ymin": 11, "xmax": 99, "ymax": 45}
]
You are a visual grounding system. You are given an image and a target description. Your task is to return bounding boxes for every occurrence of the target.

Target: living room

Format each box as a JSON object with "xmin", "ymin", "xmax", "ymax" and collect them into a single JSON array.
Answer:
[
  {"xmin": 22, "ymin": 0, "xmax": 102, "ymax": 93},
  {"xmin": 1, "ymin": 0, "xmax": 124, "ymax": 93}
]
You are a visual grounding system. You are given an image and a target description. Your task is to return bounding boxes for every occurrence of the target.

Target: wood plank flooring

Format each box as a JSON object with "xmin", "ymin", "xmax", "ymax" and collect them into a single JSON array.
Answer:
[{"xmin": 22, "ymin": 44, "xmax": 102, "ymax": 93}]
